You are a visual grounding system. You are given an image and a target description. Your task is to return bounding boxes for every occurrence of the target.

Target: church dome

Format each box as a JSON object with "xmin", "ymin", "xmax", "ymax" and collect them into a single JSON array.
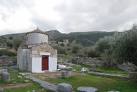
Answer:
[{"xmin": 26, "ymin": 28, "xmax": 48, "ymax": 45}]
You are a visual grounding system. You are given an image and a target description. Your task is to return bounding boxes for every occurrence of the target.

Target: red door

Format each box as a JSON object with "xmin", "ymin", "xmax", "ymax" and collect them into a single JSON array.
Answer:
[{"xmin": 42, "ymin": 55, "xmax": 49, "ymax": 71}]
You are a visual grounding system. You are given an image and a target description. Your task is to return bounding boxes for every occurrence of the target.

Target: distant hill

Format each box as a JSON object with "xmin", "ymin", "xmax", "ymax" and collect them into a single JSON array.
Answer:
[
  {"xmin": 55, "ymin": 31, "xmax": 115, "ymax": 46},
  {"xmin": 46, "ymin": 30, "xmax": 64, "ymax": 40},
  {"xmin": 0, "ymin": 30, "xmax": 115, "ymax": 47}
]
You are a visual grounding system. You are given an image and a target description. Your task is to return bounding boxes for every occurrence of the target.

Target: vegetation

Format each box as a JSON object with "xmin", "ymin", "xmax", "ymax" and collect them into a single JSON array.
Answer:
[
  {"xmin": 44, "ymin": 74, "xmax": 137, "ymax": 92},
  {"xmin": 0, "ymin": 33, "xmax": 23, "ymax": 51},
  {"xmin": 0, "ymin": 49, "xmax": 16, "ymax": 56},
  {"xmin": 0, "ymin": 30, "xmax": 114, "ymax": 49},
  {"xmin": 71, "ymin": 64, "xmax": 128, "ymax": 76},
  {"xmin": 0, "ymin": 68, "xmax": 49, "ymax": 92},
  {"xmin": 87, "ymin": 48, "xmax": 100, "ymax": 57},
  {"xmin": 5, "ymin": 83, "xmax": 48, "ymax": 92},
  {"xmin": 0, "ymin": 68, "xmax": 27, "ymax": 84},
  {"xmin": 0, "ymin": 26, "xmax": 137, "ymax": 91},
  {"xmin": 94, "ymin": 36, "xmax": 112, "ymax": 54},
  {"xmin": 111, "ymin": 28, "xmax": 137, "ymax": 66},
  {"xmin": 94, "ymin": 25, "xmax": 137, "ymax": 69},
  {"xmin": 96, "ymin": 67, "xmax": 128, "ymax": 76},
  {"xmin": 12, "ymin": 39, "xmax": 22, "ymax": 50},
  {"xmin": 56, "ymin": 31, "xmax": 115, "ymax": 46},
  {"xmin": 9, "ymin": 68, "xmax": 26, "ymax": 83}
]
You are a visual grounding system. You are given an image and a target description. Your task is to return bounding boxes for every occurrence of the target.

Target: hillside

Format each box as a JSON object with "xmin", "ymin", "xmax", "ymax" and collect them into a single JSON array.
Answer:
[
  {"xmin": 57, "ymin": 31, "xmax": 115, "ymax": 46},
  {"xmin": 0, "ymin": 30, "xmax": 115, "ymax": 47}
]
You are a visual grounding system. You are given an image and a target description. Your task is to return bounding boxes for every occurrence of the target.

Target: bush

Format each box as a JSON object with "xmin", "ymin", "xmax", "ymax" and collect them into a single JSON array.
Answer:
[
  {"xmin": 95, "ymin": 25, "xmax": 137, "ymax": 68},
  {"xmin": 87, "ymin": 48, "xmax": 100, "ymax": 58},
  {"xmin": 94, "ymin": 36, "xmax": 112, "ymax": 54},
  {"xmin": 57, "ymin": 47, "xmax": 67, "ymax": 54},
  {"xmin": 95, "ymin": 26, "xmax": 137, "ymax": 68},
  {"xmin": 72, "ymin": 45, "xmax": 80, "ymax": 54},
  {"xmin": 111, "ymin": 27, "xmax": 137, "ymax": 66},
  {"xmin": 0, "ymin": 49, "xmax": 16, "ymax": 56}
]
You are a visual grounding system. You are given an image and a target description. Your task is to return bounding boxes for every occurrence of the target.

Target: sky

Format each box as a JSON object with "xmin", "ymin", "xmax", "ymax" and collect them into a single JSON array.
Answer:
[{"xmin": 0, "ymin": 0, "xmax": 137, "ymax": 35}]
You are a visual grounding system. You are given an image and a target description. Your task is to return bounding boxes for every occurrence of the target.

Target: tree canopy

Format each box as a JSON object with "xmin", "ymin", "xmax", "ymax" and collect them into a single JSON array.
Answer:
[{"xmin": 95, "ymin": 25, "xmax": 137, "ymax": 66}]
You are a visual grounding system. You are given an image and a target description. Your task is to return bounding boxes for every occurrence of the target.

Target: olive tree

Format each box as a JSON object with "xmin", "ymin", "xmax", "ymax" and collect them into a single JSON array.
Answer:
[{"xmin": 111, "ymin": 26, "xmax": 137, "ymax": 66}]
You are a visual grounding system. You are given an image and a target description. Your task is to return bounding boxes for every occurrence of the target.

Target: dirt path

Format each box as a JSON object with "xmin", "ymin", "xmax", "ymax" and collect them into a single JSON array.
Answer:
[{"xmin": 0, "ymin": 83, "xmax": 32, "ymax": 89}]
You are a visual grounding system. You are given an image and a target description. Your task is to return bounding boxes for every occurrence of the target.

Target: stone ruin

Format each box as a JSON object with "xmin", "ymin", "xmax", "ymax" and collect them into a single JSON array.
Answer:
[
  {"xmin": 68, "ymin": 57, "xmax": 103, "ymax": 67},
  {"xmin": 61, "ymin": 70, "xmax": 72, "ymax": 78},
  {"xmin": 57, "ymin": 83, "xmax": 73, "ymax": 92},
  {"xmin": 118, "ymin": 62, "xmax": 137, "ymax": 72},
  {"xmin": 0, "ymin": 68, "xmax": 10, "ymax": 92},
  {"xmin": 77, "ymin": 86, "xmax": 98, "ymax": 92},
  {"xmin": 0, "ymin": 69, "xmax": 10, "ymax": 82},
  {"xmin": 0, "ymin": 88, "xmax": 4, "ymax": 92},
  {"xmin": 56, "ymin": 83, "xmax": 98, "ymax": 92}
]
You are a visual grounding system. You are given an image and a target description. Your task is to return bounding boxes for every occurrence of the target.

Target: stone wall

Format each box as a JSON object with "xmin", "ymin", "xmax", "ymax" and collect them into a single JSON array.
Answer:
[
  {"xmin": 118, "ymin": 63, "xmax": 137, "ymax": 72},
  {"xmin": 68, "ymin": 57, "xmax": 104, "ymax": 67}
]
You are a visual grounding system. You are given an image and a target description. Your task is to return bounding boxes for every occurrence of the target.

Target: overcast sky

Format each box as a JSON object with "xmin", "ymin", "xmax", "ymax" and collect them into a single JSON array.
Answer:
[{"xmin": 0, "ymin": 0, "xmax": 137, "ymax": 35}]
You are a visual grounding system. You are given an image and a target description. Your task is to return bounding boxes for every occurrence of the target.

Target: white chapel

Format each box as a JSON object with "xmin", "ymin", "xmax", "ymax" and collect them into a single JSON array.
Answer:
[{"xmin": 17, "ymin": 28, "xmax": 57, "ymax": 73}]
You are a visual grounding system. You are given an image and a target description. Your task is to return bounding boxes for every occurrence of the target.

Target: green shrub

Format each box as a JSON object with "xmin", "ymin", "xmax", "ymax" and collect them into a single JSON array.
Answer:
[
  {"xmin": 87, "ymin": 48, "xmax": 100, "ymax": 57},
  {"xmin": 0, "ymin": 49, "xmax": 16, "ymax": 56}
]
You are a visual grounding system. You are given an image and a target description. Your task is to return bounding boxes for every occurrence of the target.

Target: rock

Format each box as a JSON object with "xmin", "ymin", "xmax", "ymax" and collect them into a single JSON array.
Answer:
[
  {"xmin": 77, "ymin": 87, "xmax": 98, "ymax": 92},
  {"xmin": 129, "ymin": 72, "xmax": 137, "ymax": 81},
  {"xmin": 32, "ymin": 90, "xmax": 35, "ymax": 92},
  {"xmin": 17, "ymin": 75, "xmax": 23, "ymax": 79},
  {"xmin": 58, "ymin": 64, "xmax": 67, "ymax": 69},
  {"xmin": 69, "ymin": 57, "xmax": 103, "ymax": 67},
  {"xmin": 0, "ymin": 88, "xmax": 4, "ymax": 92},
  {"xmin": 118, "ymin": 63, "xmax": 137, "ymax": 72},
  {"xmin": 24, "ymin": 80, "xmax": 30, "ymax": 83},
  {"xmin": 107, "ymin": 91, "xmax": 120, "ymax": 92},
  {"xmin": 1, "ymin": 72, "xmax": 10, "ymax": 82},
  {"xmin": 81, "ymin": 67, "xmax": 88, "ymax": 72},
  {"xmin": 0, "ymin": 69, "xmax": 7, "ymax": 74},
  {"xmin": 61, "ymin": 70, "xmax": 72, "ymax": 78},
  {"xmin": 2, "ymin": 69, "xmax": 8, "ymax": 72},
  {"xmin": 57, "ymin": 83, "xmax": 73, "ymax": 92}
]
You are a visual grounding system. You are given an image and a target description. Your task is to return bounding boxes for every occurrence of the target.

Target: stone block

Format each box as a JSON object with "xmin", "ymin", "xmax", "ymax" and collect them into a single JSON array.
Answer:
[
  {"xmin": 57, "ymin": 83, "xmax": 73, "ymax": 92},
  {"xmin": 77, "ymin": 87, "xmax": 98, "ymax": 92},
  {"xmin": 2, "ymin": 72, "xmax": 10, "ymax": 81},
  {"xmin": 0, "ymin": 88, "xmax": 4, "ymax": 92}
]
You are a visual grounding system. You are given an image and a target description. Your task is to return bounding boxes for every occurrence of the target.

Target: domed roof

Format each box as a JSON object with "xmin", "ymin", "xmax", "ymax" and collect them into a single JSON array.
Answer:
[{"xmin": 26, "ymin": 28, "xmax": 48, "ymax": 35}]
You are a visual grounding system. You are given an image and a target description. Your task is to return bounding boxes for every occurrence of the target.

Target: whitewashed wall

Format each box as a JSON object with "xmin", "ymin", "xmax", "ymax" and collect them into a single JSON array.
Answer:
[
  {"xmin": 31, "ymin": 55, "xmax": 43, "ymax": 73},
  {"xmin": 31, "ymin": 55, "xmax": 57, "ymax": 72},
  {"xmin": 18, "ymin": 49, "xmax": 57, "ymax": 73},
  {"xmin": 49, "ymin": 57, "xmax": 57, "ymax": 71},
  {"xmin": 26, "ymin": 33, "xmax": 48, "ymax": 45}
]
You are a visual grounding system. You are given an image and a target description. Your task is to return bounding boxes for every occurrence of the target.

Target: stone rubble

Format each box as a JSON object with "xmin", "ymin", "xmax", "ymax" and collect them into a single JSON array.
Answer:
[{"xmin": 77, "ymin": 87, "xmax": 98, "ymax": 92}]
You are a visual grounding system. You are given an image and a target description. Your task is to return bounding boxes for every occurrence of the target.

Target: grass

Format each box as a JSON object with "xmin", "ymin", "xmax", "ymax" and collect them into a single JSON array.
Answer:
[
  {"xmin": 72, "ymin": 65, "xmax": 82, "ymax": 71},
  {"xmin": 1, "ymin": 67, "xmax": 135, "ymax": 92},
  {"xmin": 9, "ymin": 68, "xmax": 27, "ymax": 83},
  {"xmin": 0, "ymin": 78, "xmax": 5, "ymax": 84},
  {"xmin": 44, "ymin": 74, "xmax": 137, "ymax": 92},
  {"xmin": 0, "ymin": 68, "xmax": 27, "ymax": 84},
  {"xmin": 96, "ymin": 67, "xmax": 128, "ymax": 76},
  {"xmin": 0, "ymin": 68, "xmax": 50, "ymax": 92},
  {"xmin": 72, "ymin": 64, "xmax": 128, "ymax": 76}
]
